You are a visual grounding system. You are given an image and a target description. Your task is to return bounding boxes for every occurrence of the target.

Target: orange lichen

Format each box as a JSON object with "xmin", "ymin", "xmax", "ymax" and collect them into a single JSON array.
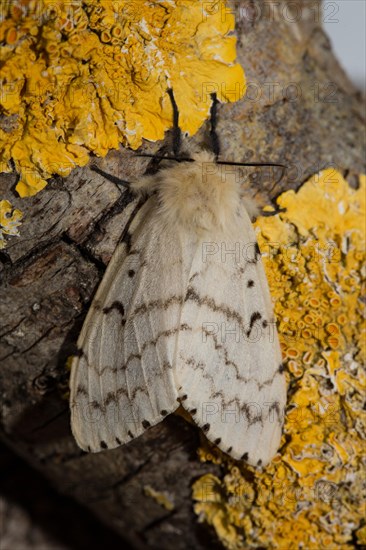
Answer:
[
  {"xmin": 0, "ymin": 0, "xmax": 245, "ymax": 196},
  {"xmin": 144, "ymin": 485, "xmax": 175, "ymax": 511},
  {"xmin": 193, "ymin": 169, "xmax": 365, "ymax": 549},
  {"xmin": 0, "ymin": 199, "xmax": 23, "ymax": 248}
]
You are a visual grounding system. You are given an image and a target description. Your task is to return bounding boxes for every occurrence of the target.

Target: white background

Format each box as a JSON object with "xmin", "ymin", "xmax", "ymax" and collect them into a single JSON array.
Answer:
[{"xmin": 323, "ymin": 0, "xmax": 366, "ymax": 92}]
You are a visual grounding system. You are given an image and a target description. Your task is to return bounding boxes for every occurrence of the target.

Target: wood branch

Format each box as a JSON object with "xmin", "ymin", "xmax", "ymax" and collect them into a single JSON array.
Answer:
[
  {"xmin": 0, "ymin": 1, "xmax": 364, "ymax": 548},
  {"xmin": 0, "ymin": 443, "xmax": 132, "ymax": 549}
]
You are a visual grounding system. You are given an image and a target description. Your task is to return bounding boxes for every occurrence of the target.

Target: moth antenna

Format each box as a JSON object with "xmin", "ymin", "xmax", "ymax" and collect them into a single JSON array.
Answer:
[
  {"xmin": 135, "ymin": 155, "xmax": 287, "ymax": 185},
  {"xmin": 209, "ymin": 92, "xmax": 220, "ymax": 160},
  {"xmin": 144, "ymin": 145, "xmax": 171, "ymax": 175},
  {"xmin": 90, "ymin": 165, "xmax": 130, "ymax": 189},
  {"xmin": 167, "ymin": 88, "xmax": 181, "ymax": 157},
  {"xmin": 136, "ymin": 153, "xmax": 193, "ymax": 163},
  {"xmin": 216, "ymin": 162, "xmax": 287, "ymax": 186}
]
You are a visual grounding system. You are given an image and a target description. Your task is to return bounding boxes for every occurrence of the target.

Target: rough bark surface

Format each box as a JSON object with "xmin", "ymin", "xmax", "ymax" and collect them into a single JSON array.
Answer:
[
  {"xmin": 0, "ymin": 1, "xmax": 364, "ymax": 548},
  {"xmin": 0, "ymin": 443, "xmax": 132, "ymax": 549}
]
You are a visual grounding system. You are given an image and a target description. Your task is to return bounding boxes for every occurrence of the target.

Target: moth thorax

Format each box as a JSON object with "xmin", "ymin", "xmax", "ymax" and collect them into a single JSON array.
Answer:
[{"xmin": 157, "ymin": 152, "xmax": 241, "ymax": 235}]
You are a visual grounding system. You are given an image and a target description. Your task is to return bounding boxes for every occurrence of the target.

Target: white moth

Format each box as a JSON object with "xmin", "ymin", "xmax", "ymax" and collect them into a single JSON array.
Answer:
[{"xmin": 70, "ymin": 150, "xmax": 286, "ymax": 467}]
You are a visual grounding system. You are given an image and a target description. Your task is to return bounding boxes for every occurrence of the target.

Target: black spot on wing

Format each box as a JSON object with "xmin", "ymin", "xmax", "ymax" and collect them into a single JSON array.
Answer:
[
  {"xmin": 100, "ymin": 440, "xmax": 108, "ymax": 449},
  {"xmin": 241, "ymin": 452, "xmax": 249, "ymax": 461},
  {"xmin": 103, "ymin": 301, "xmax": 125, "ymax": 317},
  {"xmin": 250, "ymin": 311, "xmax": 262, "ymax": 327},
  {"xmin": 128, "ymin": 269, "xmax": 135, "ymax": 278},
  {"xmin": 214, "ymin": 438, "xmax": 221, "ymax": 445},
  {"xmin": 190, "ymin": 408, "xmax": 197, "ymax": 415},
  {"xmin": 160, "ymin": 410, "xmax": 168, "ymax": 416},
  {"xmin": 227, "ymin": 446, "xmax": 232, "ymax": 453},
  {"xmin": 142, "ymin": 419, "xmax": 151, "ymax": 429},
  {"xmin": 247, "ymin": 279, "xmax": 255, "ymax": 288},
  {"xmin": 128, "ymin": 430, "xmax": 134, "ymax": 438},
  {"xmin": 246, "ymin": 311, "xmax": 262, "ymax": 337},
  {"xmin": 116, "ymin": 437, "xmax": 121, "ymax": 445},
  {"xmin": 202, "ymin": 423, "xmax": 210, "ymax": 433},
  {"xmin": 257, "ymin": 459, "xmax": 262, "ymax": 466}
]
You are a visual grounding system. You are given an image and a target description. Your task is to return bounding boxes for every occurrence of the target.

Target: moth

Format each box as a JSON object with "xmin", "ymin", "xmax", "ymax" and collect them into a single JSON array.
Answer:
[{"xmin": 70, "ymin": 91, "xmax": 287, "ymax": 467}]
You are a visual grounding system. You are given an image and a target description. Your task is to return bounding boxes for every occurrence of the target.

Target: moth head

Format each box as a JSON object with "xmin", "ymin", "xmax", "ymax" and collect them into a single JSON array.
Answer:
[{"xmin": 131, "ymin": 149, "xmax": 247, "ymax": 236}]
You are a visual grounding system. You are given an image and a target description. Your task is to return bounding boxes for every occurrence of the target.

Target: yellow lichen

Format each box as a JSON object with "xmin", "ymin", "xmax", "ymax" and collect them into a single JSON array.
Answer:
[
  {"xmin": 0, "ymin": 199, "xmax": 23, "ymax": 248},
  {"xmin": 193, "ymin": 169, "xmax": 366, "ymax": 549},
  {"xmin": 144, "ymin": 485, "xmax": 175, "ymax": 511},
  {"xmin": 0, "ymin": 0, "xmax": 245, "ymax": 196}
]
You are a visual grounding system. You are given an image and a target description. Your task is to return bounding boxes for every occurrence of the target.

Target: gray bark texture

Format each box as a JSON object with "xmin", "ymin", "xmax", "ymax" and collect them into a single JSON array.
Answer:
[{"xmin": 0, "ymin": 1, "xmax": 364, "ymax": 548}]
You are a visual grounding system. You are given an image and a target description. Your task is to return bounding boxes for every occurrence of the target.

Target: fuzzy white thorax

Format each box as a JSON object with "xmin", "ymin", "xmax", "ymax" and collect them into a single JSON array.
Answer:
[{"xmin": 131, "ymin": 150, "xmax": 259, "ymax": 236}]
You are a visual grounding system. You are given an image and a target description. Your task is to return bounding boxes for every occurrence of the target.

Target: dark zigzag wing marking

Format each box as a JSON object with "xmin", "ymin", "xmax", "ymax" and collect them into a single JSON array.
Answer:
[
  {"xmin": 112, "ymin": 222, "xmax": 192, "ymax": 436},
  {"xmin": 97, "ymin": 360, "xmax": 173, "ymax": 377},
  {"xmin": 174, "ymin": 210, "xmax": 286, "ymax": 466},
  {"xmin": 181, "ymin": 355, "xmax": 285, "ymax": 411},
  {"xmin": 75, "ymin": 383, "xmax": 149, "ymax": 410},
  {"xmin": 188, "ymin": 253, "xmax": 252, "ymax": 284},
  {"xmin": 72, "ymin": 199, "xmax": 155, "ymax": 354},
  {"xmin": 97, "ymin": 268, "xmax": 264, "ymax": 335},
  {"xmin": 183, "ymin": 287, "xmax": 272, "ymax": 336},
  {"xmin": 87, "ymin": 324, "xmax": 192, "ymax": 374},
  {"xmin": 199, "ymin": 328, "xmax": 282, "ymax": 389},
  {"xmin": 130, "ymin": 296, "xmax": 184, "ymax": 317},
  {"xmin": 70, "ymin": 197, "xmax": 186, "ymax": 452}
]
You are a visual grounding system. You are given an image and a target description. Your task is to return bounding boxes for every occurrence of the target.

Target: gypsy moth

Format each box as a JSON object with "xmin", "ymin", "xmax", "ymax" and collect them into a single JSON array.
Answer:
[
  {"xmin": 70, "ymin": 150, "xmax": 286, "ymax": 466},
  {"xmin": 70, "ymin": 93, "xmax": 287, "ymax": 467}
]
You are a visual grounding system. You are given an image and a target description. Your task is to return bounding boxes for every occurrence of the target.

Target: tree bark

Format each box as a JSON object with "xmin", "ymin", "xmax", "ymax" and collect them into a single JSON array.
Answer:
[{"xmin": 0, "ymin": 1, "xmax": 364, "ymax": 548}]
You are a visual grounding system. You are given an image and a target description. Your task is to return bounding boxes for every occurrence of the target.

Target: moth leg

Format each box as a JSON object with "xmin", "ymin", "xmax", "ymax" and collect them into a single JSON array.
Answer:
[
  {"xmin": 209, "ymin": 92, "xmax": 220, "ymax": 160},
  {"xmin": 144, "ymin": 144, "xmax": 171, "ymax": 175},
  {"xmin": 167, "ymin": 88, "xmax": 182, "ymax": 157},
  {"xmin": 90, "ymin": 165, "xmax": 130, "ymax": 189}
]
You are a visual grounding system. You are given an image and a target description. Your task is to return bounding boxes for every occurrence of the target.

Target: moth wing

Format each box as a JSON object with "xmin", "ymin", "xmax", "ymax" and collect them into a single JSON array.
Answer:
[
  {"xmin": 175, "ymin": 206, "xmax": 286, "ymax": 466},
  {"xmin": 70, "ymin": 197, "xmax": 193, "ymax": 452}
]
